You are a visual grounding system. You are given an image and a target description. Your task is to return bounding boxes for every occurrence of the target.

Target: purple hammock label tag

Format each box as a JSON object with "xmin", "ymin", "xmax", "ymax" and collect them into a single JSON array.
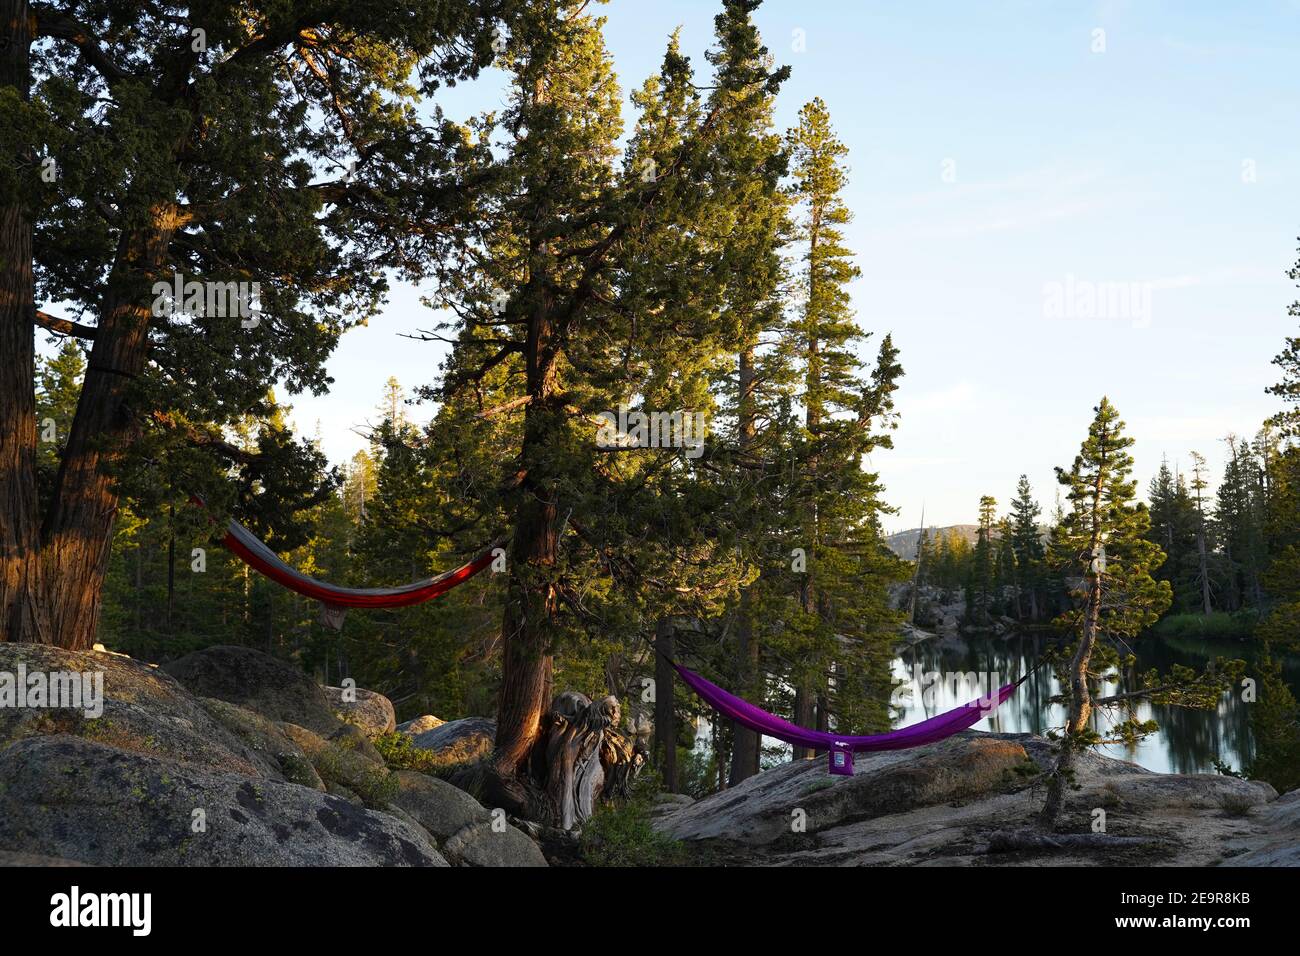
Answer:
[{"xmin": 828, "ymin": 743, "xmax": 853, "ymax": 776}]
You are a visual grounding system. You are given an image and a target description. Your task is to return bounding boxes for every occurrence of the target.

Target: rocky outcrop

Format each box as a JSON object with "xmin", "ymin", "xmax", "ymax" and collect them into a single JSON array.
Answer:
[
  {"xmin": 280, "ymin": 722, "xmax": 393, "ymax": 807},
  {"xmin": 0, "ymin": 643, "xmax": 285, "ymax": 780},
  {"xmin": 0, "ymin": 735, "xmax": 446, "ymax": 866},
  {"xmin": 397, "ymin": 715, "xmax": 444, "ymax": 735},
  {"xmin": 161, "ymin": 645, "xmax": 341, "ymax": 735},
  {"xmin": 892, "ymin": 583, "xmax": 984, "ymax": 639},
  {"xmin": 0, "ymin": 643, "xmax": 547, "ymax": 867},
  {"xmin": 654, "ymin": 732, "xmax": 1289, "ymax": 866},
  {"xmin": 407, "ymin": 716, "xmax": 497, "ymax": 763},
  {"xmin": 659, "ymin": 735, "xmax": 1031, "ymax": 845},
  {"xmin": 1221, "ymin": 789, "xmax": 1300, "ymax": 866},
  {"xmin": 325, "ymin": 685, "xmax": 396, "ymax": 738},
  {"xmin": 196, "ymin": 696, "xmax": 326, "ymax": 791},
  {"xmin": 387, "ymin": 771, "xmax": 547, "ymax": 867}
]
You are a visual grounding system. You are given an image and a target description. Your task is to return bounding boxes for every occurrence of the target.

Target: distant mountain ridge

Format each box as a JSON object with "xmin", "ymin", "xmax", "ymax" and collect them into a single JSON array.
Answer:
[{"xmin": 885, "ymin": 525, "xmax": 979, "ymax": 561}]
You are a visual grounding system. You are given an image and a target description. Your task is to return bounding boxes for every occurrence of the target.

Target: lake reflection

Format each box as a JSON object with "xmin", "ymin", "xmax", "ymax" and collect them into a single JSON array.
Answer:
[{"xmin": 891, "ymin": 632, "xmax": 1300, "ymax": 775}]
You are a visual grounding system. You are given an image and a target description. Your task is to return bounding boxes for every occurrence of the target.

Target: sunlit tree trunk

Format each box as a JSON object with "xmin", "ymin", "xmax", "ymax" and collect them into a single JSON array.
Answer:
[
  {"xmin": 492, "ymin": 296, "xmax": 560, "ymax": 800},
  {"xmin": 39, "ymin": 211, "xmax": 178, "ymax": 650},
  {"xmin": 1, "ymin": 0, "xmax": 184, "ymax": 648},
  {"xmin": 0, "ymin": 0, "xmax": 47, "ymax": 644}
]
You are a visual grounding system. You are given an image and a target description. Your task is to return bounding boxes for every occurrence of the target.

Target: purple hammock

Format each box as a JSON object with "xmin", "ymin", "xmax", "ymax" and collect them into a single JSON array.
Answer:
[{"xmin": 673, "ymin": 662, "xmax": 1023, "ymax": 776}]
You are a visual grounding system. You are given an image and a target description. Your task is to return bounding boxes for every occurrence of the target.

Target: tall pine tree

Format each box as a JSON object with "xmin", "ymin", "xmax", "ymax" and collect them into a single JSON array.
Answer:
[
  {"xmin": 1041, "ymin": 398, "xmax": 1171, "ymax": 824},
  {"xmin": 1009, "ymin": 475, "xmax": 1046, "ymax": 620},
  {"xmin": 777, "ymin": 97, "xmax": 906, "ymax": 757}
]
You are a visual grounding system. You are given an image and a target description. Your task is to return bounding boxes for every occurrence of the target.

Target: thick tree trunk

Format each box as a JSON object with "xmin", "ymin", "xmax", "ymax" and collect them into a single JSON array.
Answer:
[
  {"xmin": 714, "ymin": 711, "xmax": 728, "ymax": 791},
  {"xmin": 167, "ymin": 503, "xmax": 176, "ymax": 632},
  {"xmin": 471, "ymin": 691, "xmax": 641, "ymax": 831},
  {"xmin": 39, "ymin": 214, "xmax": 176, "ymax": 650},
  {"xmin": 2, "ymin": 3, "xmax": 182, "ymax": 648},
  {"xmin": 908, "ymin": 514, "xmax": 924, "ymax": 625},
  {"xmin": 653, "ymin": 619, "xmax": 677, "ymax": 793},
  {"xmin": 492, "ymin": 302, "xmax": 560, "ymax": 794},
  {"xmin": 0, "ymin": 0, "xmax": 47, "ymax": 644},
  {"xmin": 493, "ymin": 483, "xmax": 557, "ymax": 780},
  {"xmin": 544, "ymin": 692, "xmax": 617, "ymax": 830},
  {"xmin": 1221, "ymin": 541, "xmax": 1239, "ymax": 611}
]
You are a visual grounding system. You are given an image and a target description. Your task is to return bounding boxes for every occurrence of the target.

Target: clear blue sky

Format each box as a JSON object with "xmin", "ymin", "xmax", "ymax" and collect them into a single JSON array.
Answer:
[{"xmin": 272, "ymin": 1, "xmax": 1300, "ymax": 529}]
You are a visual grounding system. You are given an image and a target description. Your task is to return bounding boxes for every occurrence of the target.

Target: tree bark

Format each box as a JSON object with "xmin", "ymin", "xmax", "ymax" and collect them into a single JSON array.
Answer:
[
  {"xmin": 728, "ymin": 589, "xmax": 761, "ymax": 784},
  {"xmin": 1, "ymin": 0, "xmax": 186, "ymax": 648},
  {"xmin": 792, "ymin": 678, "xmax": 817, "ymax": 761},
  {"xmin": 492, "ymin": 297, "xmax": 560, "ymax": 796},
  {"xmin": 653, "ymin": 619, "xmax": 677, "ymax": 793},
  {"xmin": 0, "ymin": 0, "xmax": 48, "ymax": 644},
  {"xmin": 38, "ymin": 211, "xmax": 177, "ymax": 650},
  {"xmin": 1193, "ymin": 473, "xmax": 1212, "ymax": 615},
  {"xmin": 791, "ymin": 574, "xmax": 819, "ymax": 760},
  {"xmin": 544, "ymin": 692, "xmax": 617, "ymax": 830},
  {"xmin": 1041, "ymin": 550, "xmax": 1103, "ymax": 824},
  {"xmin": 492, "ymin": 464, "xmax": 557, "ymax": 779},
  {"xmin": 166, "ymin": 501, "xmax": 176, "ymax": 632},
  {"xmin": 1041, "ymin": 452, "xmax": 1108, "ymax": 827},
  {"xmin": 792, "ymin": 276, "xmax": 822, "ymax": 762},
  {"xmin": 728, "ymin": 343, "xmax": 762, "ymax": 782}
]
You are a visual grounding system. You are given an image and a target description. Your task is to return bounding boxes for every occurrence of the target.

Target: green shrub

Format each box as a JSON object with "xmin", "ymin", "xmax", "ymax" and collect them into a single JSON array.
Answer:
[
  {"xmin": 676, "ymin": 745, "xmax": 723, "ymax": 800},
  {"xmin": 279, "ymin": 751, "xmax": 321, "ymax": 788},
  {"xmin": 309, "ymin": 743, "xmax": 396, "ymax": 808},
  {"xmin": 1245, "ymin": 651, "xmax": 1300, "ymax": 794},
  {"xmin": 373, "ymin": 730, "xmax": 464, "ymax": 777},
  {"xmin": 580, "ymin": 800, "xmax": 687, "ymax": 867}
]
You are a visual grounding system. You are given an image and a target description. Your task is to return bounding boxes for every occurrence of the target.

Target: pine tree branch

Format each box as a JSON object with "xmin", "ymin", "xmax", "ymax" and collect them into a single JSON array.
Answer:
[
  {"xmin": 33, "ymin": 5, "xmax": 135, "ymax": 86},
  {"xmin": 1091, "ymin": 685, "xmax": 1174, "ymax": 707},
  {"xmin": 476, "ymin": 395, "xmax": 532, "ymax": 419},
  {"xmin": 146, "ymin": 410, "xmax": 260, "ymax": 465},
  {"xmin": 34, "ymin": 309, "xmax": 97, "ymax": 340}
]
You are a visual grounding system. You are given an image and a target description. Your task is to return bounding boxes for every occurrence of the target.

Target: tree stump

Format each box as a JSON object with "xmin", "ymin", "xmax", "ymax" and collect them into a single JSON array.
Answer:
[
  {"xmin": 469, "ymin": 691, "xmax": 647, "ymax": 829},
  {"xmin": 535, "ymin": 691, "xmax": 646, "ymax": 830}
]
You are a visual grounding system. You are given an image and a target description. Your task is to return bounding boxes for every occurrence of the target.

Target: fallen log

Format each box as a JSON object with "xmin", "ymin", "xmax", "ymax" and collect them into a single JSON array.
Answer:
[{"xmin": 987, "ymin": 828, "xmax": 1159, "ymax": 853}]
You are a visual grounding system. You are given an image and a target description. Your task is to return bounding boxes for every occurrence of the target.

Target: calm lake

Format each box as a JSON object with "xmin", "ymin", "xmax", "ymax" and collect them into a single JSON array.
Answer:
[{"xmin": 892, "ymin": 632, "xmax": 1300, "ymax": 775}]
